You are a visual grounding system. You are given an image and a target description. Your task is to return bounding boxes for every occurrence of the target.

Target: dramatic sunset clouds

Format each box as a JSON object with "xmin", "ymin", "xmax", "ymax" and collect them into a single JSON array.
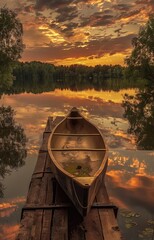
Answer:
[{"xmin": 1, "ymin": 0, "xmax": 154, "ymax": 65}]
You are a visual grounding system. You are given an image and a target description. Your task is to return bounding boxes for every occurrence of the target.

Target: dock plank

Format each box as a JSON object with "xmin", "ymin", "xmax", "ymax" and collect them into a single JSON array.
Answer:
[
  {"xmin": 45, "ymin": 174, "xmax": 54, "ymax": 205},
  {"xmin": 41, "ymin": 210, "xmax": 53, "ymax": 240},
  {"xmin": 96, "ymin": 184, "xmax": 121, "ymax": 240},
  {"xmin": 44, "ymin": 117, "xmax": 53, "ymax": 132},
  {"xmin": 32, "ymin": 210, "xmax": 43, "ymax": 240},
  {"xmin": 32, "ymin": 152, "xmax": 47, "ymax": 179},
  {"xmin": 84, "ymin": 207, "xmax": 104, "ymax": 240},
  {"xmin": 16, "ymin": 211, "xmax": 34, "ymax": 240},
  {"xmin": 51, "ymin": 183, "xmax": 68, "ymax": 240},
  {"xmin": 40, "ymin": 132, "xmax": 51, "ymax": 152},
  {"xmin": 26, "ymin": 178, "xmax": 42, "ymax": 204}
]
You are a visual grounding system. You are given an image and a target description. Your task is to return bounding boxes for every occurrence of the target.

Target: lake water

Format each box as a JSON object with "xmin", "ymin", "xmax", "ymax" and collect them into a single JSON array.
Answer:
[{"xmin": 0, "ymin": 88, "xmax": 154, "ymax": 240}]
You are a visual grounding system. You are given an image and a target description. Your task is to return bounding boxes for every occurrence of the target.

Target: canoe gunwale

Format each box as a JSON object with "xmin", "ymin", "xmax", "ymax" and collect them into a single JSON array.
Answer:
[{"xmin": 50, "ymin": 148, "xmax": 107, "ymax": 151}]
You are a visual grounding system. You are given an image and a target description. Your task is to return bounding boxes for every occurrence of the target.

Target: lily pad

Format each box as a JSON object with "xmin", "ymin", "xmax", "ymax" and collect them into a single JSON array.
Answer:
[
  {"xmin": 120, "ymin": 209, "xmax": 141, "ymax": 218},
  {"xmin": 138, "ymin": 234, "xmax": 144, "ymax": 238},
  {"xmin": 147, "ymin": 220, "xmax": 154, "ymax": 225},
  {"xmin": 139, "ymin": 227, "xmax": 153, "ymax": 239},
  {"xmin": 143, "ymin": 227, "xmax": 153, "ymax": 234},
  {"xmin": 125, "ymin": 221, "xmax": 137, "ymax": 229}
]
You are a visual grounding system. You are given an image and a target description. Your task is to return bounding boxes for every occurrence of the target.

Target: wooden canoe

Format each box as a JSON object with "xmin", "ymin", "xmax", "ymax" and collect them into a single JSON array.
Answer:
[{"xmin": 48, "ymin": 107, "xmax": 108, "ymax": 216}]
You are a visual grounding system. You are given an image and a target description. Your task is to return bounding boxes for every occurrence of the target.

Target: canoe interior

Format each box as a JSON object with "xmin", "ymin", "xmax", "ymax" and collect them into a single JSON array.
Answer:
[
  {"xmin": 50, "ymin": 110, "xmax": 106, "ymax": 178},
  {"xmin": 51, "ymin": 150, "xmax": 106, "ymax": 177}
]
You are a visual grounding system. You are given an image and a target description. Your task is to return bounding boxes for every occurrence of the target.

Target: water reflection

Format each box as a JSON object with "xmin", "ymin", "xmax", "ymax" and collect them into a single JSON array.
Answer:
[
  {"xmin": 107, "ymin": 150, "xmax": 154, "ymax": 212},
  {"xmin": 0, "ymin": 106, "xmax": 27, "ymax": 197},
  {"xmin": 0, "ymin": 88, "xmax": 153, "ymax": 240},
  {"xmin": 123, "ymin": 85, "xmax": 154, "ymax": 150},
  {"xmin": 0, "ymin": 197, "xmax": 25, "ymax": 240},
  {"xmin": 1, "ymin": 89, "xmax": 133, "ymax": 153},
  {"xmin": 106, "ymin": 150, "xmax": 154, "ymax": 240},
  {"xmin": 0, "ymin": 224, "xmax": 19, "ymax": 240},
  {"xmin": 0, "ymin": 75, "xmax": 145, "ymax": 95},
  {"xmin": 0, "ymin": 197, "xmax": 25, "ymax": 218}
]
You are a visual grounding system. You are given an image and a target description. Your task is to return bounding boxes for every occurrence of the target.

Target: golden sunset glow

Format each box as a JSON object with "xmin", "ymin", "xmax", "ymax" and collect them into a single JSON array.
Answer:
[
  {"xmin": 53, "ymin": 53, "xmax": 127, "ymax": 66},
  {"xmin": 39, "ymin": 88, "xmax": 137, "ymax": 103},
  {"xmin": 38, "ymin": 25, "xmax": 66, "ymax": 45},
  {"xmin": 0, "ymin": 0, "xmax": 153, "ymax": 65}
]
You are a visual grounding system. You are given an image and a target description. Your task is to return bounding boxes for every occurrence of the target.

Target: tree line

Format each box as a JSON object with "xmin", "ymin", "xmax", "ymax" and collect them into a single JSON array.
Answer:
[
  {"xmin": 0, "ymin": 62, "xmax": 144, "ymax": 95},
  {"xmin": 13, "ymin": 61, "xmax": 125, "ymax": 81}
]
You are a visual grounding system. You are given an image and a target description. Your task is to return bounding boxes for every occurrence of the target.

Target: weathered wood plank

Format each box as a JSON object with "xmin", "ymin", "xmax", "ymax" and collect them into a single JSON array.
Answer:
[
  {"xmin": 44, "ymin": 153, "xmax": 52, "ymax": 174},
  {"xmin": 33, "ymin": 210, "xmax": 44, "ymax": 240},
  {"xmin": 51, "ymin": 210, "xmax": 68, "ymax": 240},
  {"xmin": 32, "ymin": 116, "xmax": 52, "ymax": 178},
  {"xmin": 51, "ymin": 183, "xmax": 68, "ymax": 240},
  {"xmin": 40, "ymin": 116, "xmax": 64, "ymax": 153},
  {"xmin": 41, "ymin": 173, "xmax": 54, "ymax": 239},
  {"xmin": 41, "ymin": 210, "xmax": 53, "ymax": 240},
  {"xmin": 41, "ymin": 155, "xmax": 55, "ymax": 239},
  {"xmin": 38, "ymin": 175, "xmax": 48, "ymax": 204},
  {"xmin": 44, "ymin": 116, "xmax": 53, "ymax": 132},
  {"xmin": 32, "ymin": 152, "xmax": 47, "ymax": 179},
  {"xmin": 84, "ymin": 207, "xmax": 104, "ymax": 240},
  {"xmin": 26, "ymin": 178, "xmax": 42, "ymax": 204},
  {"xmin": 96, "ymin": 183, "xmax": 122, "ymax": 240},
  {"xmin": 16, "ymin": 212, "xmax": 35, "ymax": 240},
  {"xmin": 45, "ymin": 174, "xmax": 54, "ymax": 205},
  {"xmin": 40, "ymin": 132, "xmax": 51, "ymax": 151}
]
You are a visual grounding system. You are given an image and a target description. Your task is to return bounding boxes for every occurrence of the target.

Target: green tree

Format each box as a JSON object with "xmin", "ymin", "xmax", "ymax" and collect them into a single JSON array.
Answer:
[
  {"xmin": 0, "ymin": 7, "xmax": 24, "ymax": 88},
  {"xmin": 122, "ymin": 86, "xmax": 154, "ymax": 150},
  {"xmin": 0, "ymin": 106, "xmax": 27, "ymax": 197},
  {"xmin": 125, "ymin": 15, "xmax": 154, "ymax": 81}
]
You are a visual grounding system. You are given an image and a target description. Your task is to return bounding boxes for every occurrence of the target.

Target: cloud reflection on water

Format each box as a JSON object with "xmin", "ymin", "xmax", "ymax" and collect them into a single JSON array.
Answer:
[
  {"xmin": 1, "ymin": 89, "xmax": 135, "ymax": 153},
  {"xmin": 107, "ymin": 150, "xmax": 154, "ymax": 214},
  {"xmin": 0, "ymin": 197, "xmax": 25, "ymax": 218},
  {"xmin": 0, "ymin": 197, "xmax": 25, "ymax": 240},
  {"xmin": 0, "ymin": 224, "xmax": 19, "ymax": 240},
  {"xmin": 0, "ymin": 88, "xmax": 153, "ymax": 240}
]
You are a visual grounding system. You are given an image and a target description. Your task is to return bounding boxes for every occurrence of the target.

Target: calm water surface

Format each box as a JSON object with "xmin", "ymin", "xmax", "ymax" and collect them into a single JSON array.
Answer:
[{"xmin": 0, "ymin": 88, "xmax": 154, "ymax": 240}]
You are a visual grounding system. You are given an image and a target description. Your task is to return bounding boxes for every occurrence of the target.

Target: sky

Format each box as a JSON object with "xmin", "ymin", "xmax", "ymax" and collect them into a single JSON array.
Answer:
[{"xmin": 0, "ymin": 0, "xmax": 154, "ymax": 66}]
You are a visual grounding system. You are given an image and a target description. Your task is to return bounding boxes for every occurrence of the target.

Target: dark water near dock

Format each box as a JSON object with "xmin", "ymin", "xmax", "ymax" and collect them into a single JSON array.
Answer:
[{"xmin": 0, "ymin": 85, "xmax": 154, "ymax": 239}]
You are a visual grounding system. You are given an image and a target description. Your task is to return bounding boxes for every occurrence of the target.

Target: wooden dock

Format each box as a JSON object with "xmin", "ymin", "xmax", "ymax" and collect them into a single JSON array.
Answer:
[{"xmin": 16, "ymin": 116, "xmax": 122, "ymax": 240}]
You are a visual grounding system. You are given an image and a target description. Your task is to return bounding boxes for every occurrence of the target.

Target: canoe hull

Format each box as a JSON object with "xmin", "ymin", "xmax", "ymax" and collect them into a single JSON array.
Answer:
[
  {"xmin": 48, "ymin": 108, "xmax": 108, "ymax": 217},
  {"xmin": 50, "ymin": 154, "xmax": 108, "ymax": 216}
]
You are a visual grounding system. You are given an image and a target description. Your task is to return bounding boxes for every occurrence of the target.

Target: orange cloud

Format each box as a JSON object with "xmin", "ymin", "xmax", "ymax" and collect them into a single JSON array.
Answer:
[{"xmin": 1, "ymin": 0, "xmax": 153, "ymax": 65}]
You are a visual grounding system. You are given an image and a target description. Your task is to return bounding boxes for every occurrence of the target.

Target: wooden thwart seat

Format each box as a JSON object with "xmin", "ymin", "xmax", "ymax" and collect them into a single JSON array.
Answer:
[
  {"xmin": 53, "ymin": 133, "xmax": 101, "ymax": 136},
  {"xmin": 50, "ymin": 148, "xmax": 106, "ymax": 151}
]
